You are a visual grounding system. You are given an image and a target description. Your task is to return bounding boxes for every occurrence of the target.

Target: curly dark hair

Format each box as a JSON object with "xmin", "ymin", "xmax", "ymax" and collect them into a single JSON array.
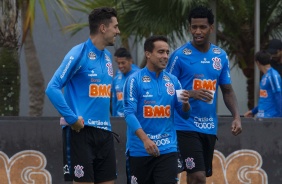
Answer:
[{"xmin": 188, "ymin": 5, "xmax": 214, "ymax": 25}]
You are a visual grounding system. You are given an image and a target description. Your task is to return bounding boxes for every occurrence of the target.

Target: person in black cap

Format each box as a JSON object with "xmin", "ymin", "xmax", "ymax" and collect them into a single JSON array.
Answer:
[{"xmin": 267, "ymin": 39, "xmax": 282, "ymax": 76}]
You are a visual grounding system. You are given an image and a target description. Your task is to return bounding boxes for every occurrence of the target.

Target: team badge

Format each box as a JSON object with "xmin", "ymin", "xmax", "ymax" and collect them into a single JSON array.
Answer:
[
  {"xmin": 183, "ymin": 48, "xmax": 192, "ymax": 55},
  {"xmin": 212, "ymin": 57, "xmax": 222, "ymax": 70},
  {"xmin": 105, "ymin": 54, "xmax": 111, "ymax": 61},
  {"xmin": 165, "ymin": 82, "xmax": 175, "ymax": 96},
  {"xmin": 88, "ymin": 52, "xmax": 96, "ymax": 60},
  {"xmin": 212, "ymin": 48, "xmax": 221, "ymax": 54},
  {"xmin": 106, "ymin": 62, "xmax": 113, "ymax": 77},
  {"xmin": 74, "ymin": 165, "xmax": 84, "ymax": 178},
  {"xmin": 142, "ymin": 76, "xmax": 151, "ymax": 82},
  {"xmin": 185, "ymin": 157, "xmax": 195, "ymax": 170},
  {"xmin": 163, "ymin": 75, "xmax": 170, "ymax": 81}
]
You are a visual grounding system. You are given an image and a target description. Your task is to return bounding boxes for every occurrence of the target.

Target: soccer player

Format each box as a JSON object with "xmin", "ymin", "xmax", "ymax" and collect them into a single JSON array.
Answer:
[
  {"xmin": 166, "ymin": 5, "xmax": 242, "ymax": 184},
  {"xmin": 123, "ymin": 35, "xmax": 191, "ymax": 184},
  {"xmin": 45, "ymin": 7, "xmax": 120, "ymax": 184},
  {"xmin": 111, "ymin": 47, "xmax": 139, "ymax": 117},
  {"xmin": 244, "ymin": 50, "xmax": 282, "ymax": 118}
]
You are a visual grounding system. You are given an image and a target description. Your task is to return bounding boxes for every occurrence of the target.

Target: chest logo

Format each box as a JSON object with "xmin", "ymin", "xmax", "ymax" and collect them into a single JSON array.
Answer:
[
  {"xmin": 105, "ymin": 54, "xmax": 111, "ymax": 62},
  {"xmin": 88, "ymin": 52, "xmax": 96, "ymax": 60},
  {"xmin": 165, "ymin": 82, "xmax": 175, "ymax": 96},
  {"xmin": 212, "ymin": 57, "xmax": 222, "ymax": 70},
  {"xmin": 142, "ymin": 76, "xmax": 151, "ymax": 82},
  {"xmin": 212, "ymin": 48, "xmax": 221, "ymax": 54},
  {"xmin": 106, "ymin": 62, "xmax": 113, "ymax": 77},
  {"xmin": 183, "ymin": 48, "xmax": 192, "ymax": 55}
]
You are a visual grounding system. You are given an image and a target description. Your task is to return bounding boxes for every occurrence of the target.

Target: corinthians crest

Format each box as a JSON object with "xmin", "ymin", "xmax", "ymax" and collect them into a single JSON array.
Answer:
[{"xmin": 88, "ymin": 51, "xmax": 96, "ymax": 60}]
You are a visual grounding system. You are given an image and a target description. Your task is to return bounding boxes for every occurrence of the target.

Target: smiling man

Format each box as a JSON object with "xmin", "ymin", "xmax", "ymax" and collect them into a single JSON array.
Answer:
[
  {"xmin": 46, "ymin": 7, "xmax": 120, "ymax": 184},
  {"xmin": 111, "ymin": 47, "xmax": 139, "ymax": 117},
  {"xmin": 166, "ymin": 5, "xmax": 242, "ymax": 184}
]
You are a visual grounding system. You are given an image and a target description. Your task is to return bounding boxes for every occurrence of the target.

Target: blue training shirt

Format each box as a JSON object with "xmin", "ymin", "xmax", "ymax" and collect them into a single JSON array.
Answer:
[
  {"xmin": 45, "ymin": 38, "xmax": 113, "ymax": 131},
  {"xmin": 123, "ymin": 67, "xmax": 191, "ymax": 156},
  {"xmin": 252, "ymin": 67, "xmax": 282, "ymax": 117},
  {"xmin": 166, "ymin": 41, "xmax": 231, "ymax": 135},
  {"xmin": 111, "ymin": 66, "xmax": 139, "ymax": 117}
]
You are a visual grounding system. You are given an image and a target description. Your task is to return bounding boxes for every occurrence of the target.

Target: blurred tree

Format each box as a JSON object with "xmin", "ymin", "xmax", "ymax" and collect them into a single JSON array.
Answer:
[
  {"xmin": 65, "ymin": 0, "xmax": 282, "ymax": 109},
  {"xmin": 0, "ymin": 0, "xmax": 71, "ymax": 116},
  {"xmin": 0, "ymin": 0, "xmax": 21, "ymax": 116},
  {"xmin": 216, "ymin": 0, "xmax": 282, "ymax": 109}
]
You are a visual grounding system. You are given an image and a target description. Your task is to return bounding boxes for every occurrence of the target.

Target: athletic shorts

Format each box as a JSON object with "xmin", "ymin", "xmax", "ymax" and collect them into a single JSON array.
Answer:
[
  {"xmin": 128, "ymin": 152, "xmax": 179, "ymax": 184},
  {"xmin": 63, "ymin": 126, "xmax": 117, "ymax": 183},
  {"xmin": 177, "ymin": 131, "xmax": 217, "ymax": 177}
]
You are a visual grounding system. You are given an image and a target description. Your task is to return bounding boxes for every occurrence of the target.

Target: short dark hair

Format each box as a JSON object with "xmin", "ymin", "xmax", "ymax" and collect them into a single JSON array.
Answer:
[
  {"xmin": 255, "ymin": 50, "xmax": 271, "ymax": 65},
  {"xmin": 114, "ymin": 47, "xmax": 132, "ymax": 59},
  {"xmin": 144, "ymin": 35, "xmax": 168, "ymax": 53},
  {"xmin": 88, "ymin": 7, "xmax": 117, "ymax": 35},
  {"xmin": 188, "ymin": 5, "xmax": 214, "ymax": 25}
]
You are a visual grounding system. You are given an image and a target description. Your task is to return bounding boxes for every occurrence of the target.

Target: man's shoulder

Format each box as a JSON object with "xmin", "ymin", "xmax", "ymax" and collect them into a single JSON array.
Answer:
[
  {"xmin": 171, "ymin": 42, "xmax": 192, "ymax": 55},
  {"xmin": 209, "ymin": 44, "xmax": 227, "ymax": 55}
]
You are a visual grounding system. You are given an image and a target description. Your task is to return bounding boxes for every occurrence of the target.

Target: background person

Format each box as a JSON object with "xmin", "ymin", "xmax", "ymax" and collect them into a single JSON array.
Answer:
[
  {"xmin": 244, "ymin": 50, "xmax": 282, "ymax": 118},
  {"xmin": 267, "ymin": 39, "xmax": 282, "ymax": 76},
  {"xmin": 123, "ymin": 35, "xmax": 191, "ymax": 184},
  {"xmin": 111, "ymin": 47, "xmax": 139, "ymax": 117},
  {"xmin": 45, "ymin": 7, "xmax": 120, "ymax": 184},
  {"xmin": 166, "ymin": 5, "xmax": 242, "ymax": 184}
]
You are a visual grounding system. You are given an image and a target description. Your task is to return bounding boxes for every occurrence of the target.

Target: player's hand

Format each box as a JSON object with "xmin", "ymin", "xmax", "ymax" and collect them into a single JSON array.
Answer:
[
  {"xmin": 71, "ymin": 116, "xmax": 84, "ymax": 133},
  {"xmin": 179, "ymin": 90, "xmax": 190, "ymax": 103},
  {"xmin": 244, "ymin": 110, "xmax": 254, "ymax": 117},
  {"xmin": 189, "ymin": 89, "xmax": 213, "ymax": 102},
  {"xmin": 143, "ymin": 139, "xmax": 160, "ymax": 157},
  {"xmin": 231, "ymin": 118, "xmax": 242, "ymax": 136}
]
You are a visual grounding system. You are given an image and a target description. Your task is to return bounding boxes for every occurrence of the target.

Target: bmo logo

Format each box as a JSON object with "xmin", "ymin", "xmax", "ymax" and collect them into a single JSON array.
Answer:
[{"xmin": 143, "ymin": 105, "xmax": 171, "ymax": 118}]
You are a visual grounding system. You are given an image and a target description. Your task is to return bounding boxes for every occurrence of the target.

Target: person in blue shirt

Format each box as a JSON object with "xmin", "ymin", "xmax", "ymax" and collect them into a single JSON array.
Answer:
[
  {"xmin": 45, "ymin": 7, "xmax": 120, "ymax": 184},
  {"xmin": 244, "ymin": 50, "xmax": 282, "ymax": 118},
  {"xmin": 111, "ymin": 48, "xmax": 139, "ymax": 117},
  {"xmin": 123, "ymin": 35, "xmax": 191, "ymax": 184},
  {"xmin": 166, "ymin": 5, "xmax": 242, "ymax": 184}
]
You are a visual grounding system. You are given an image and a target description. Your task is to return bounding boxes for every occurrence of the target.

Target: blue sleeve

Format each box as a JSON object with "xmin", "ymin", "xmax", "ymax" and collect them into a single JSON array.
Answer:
[
  {"xmin": 251, "ymin": 106, "xmax": 258, "ymax": 115},
  {"xmin": 218, "ymin": 53, "xmax": 232, "ymax": 85},
  {"xmin": 45, "ymin": 45, "xmax": 84, "ymax": 124},
  {"xmin": 123, "ymin": 76, "xmax": 142, "ymax": 132},
  {"xmin": 274, "ymin": 92, "xmax": 282, "ymax": 116}
]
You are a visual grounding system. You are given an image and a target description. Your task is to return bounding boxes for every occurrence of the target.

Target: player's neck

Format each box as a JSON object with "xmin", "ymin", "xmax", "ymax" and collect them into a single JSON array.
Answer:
[
  {"xmin": 191, "ymin": 41, "xmax": 210, "ymax": 53},
  {"xmin": 90, "ymin": 35, "xmax": 106, "ymax": 50}
]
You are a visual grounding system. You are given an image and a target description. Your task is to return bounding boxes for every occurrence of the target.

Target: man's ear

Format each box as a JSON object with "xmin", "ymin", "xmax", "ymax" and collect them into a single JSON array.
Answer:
[
  {"xmin": 210, "ymin": 24, "xmax": 214, "ymax": 33},
  {"xmin": 145, "ymin": 51, "xmax": 151, "ymax": 59},
  {"xmin": 99, "ymin": 24, "xmax": 106, "ymax": 33}
]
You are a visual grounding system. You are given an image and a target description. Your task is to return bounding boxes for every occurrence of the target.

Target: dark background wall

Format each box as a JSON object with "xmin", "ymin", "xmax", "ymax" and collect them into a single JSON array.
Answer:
[{"xmin": 0, "ymin": 117, "xmax": 281, "ymax": 183}]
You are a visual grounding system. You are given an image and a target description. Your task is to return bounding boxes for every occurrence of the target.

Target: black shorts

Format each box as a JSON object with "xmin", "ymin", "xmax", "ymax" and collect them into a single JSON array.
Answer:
[
  {"xmin": 177, "ymin": 131, "xmax": 217, "ymax": 177},
  {"xmin": 128, "ymin": 152, "xmax": 179, "ymax": 184},
  {"xmin": 63, "ymin": 126, "xmax": 117, "ymax": 183}
]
